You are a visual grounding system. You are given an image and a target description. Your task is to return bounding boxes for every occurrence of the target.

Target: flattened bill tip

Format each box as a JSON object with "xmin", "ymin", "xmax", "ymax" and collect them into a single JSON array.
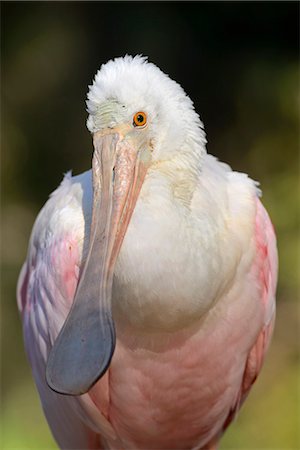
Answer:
[{"xmin": 46, "ymin": 313, "xmax": 116, "ymax": 396}]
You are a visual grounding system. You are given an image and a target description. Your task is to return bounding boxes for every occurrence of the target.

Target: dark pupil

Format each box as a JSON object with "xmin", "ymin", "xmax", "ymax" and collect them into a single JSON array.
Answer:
[{"xmin": 137, "ymin": 114, "xmax": 144, "ymax": 123}]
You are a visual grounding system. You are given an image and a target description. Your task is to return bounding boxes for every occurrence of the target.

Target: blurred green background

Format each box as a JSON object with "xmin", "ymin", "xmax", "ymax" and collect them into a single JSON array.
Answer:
[{"xmin": 1, "ymin": 2, "xmax": 299, "ymax": 449}]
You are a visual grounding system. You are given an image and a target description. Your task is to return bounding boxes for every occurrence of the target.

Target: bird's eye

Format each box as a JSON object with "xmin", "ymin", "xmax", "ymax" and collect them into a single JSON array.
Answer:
[{"xmin": 133, "ymin": 112, "xmax": 147, "ymax": 127}]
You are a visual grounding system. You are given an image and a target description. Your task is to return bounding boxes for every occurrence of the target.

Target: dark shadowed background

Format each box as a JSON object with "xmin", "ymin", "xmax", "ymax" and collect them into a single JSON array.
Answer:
[{"xmin": 1, "ymin": 2, "xmax": 299, "ymax": 448}]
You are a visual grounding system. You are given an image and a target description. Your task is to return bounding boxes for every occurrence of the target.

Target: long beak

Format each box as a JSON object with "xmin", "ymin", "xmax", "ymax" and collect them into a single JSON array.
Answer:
[{"xmin": 46, "ymin": 132, "xmax": 150, "ymax": 395}]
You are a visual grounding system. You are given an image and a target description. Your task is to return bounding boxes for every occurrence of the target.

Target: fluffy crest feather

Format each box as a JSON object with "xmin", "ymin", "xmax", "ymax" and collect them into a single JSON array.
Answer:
[{"xmin": 86, "ymin": 55, "xmax": 206, "ymax": 157}]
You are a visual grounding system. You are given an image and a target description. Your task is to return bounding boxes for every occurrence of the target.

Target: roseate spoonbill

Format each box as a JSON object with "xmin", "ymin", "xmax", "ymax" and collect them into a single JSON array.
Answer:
[{"xmin": 18, "ymin": 55, "xmax": 277, "ymax": 450}]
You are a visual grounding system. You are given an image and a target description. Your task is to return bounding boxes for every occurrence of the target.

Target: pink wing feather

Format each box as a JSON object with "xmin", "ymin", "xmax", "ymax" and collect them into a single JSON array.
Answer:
[
  {"xmin": 223, "ymin": 198, "xmax": 278, "ymax": 431},
  {"xmin": 17, "ymin": 262, "xmax": 107, "ymax": 449},
  {"xmin": 17, "ymin": 184, "xmax": 117, "ymax": 449}
]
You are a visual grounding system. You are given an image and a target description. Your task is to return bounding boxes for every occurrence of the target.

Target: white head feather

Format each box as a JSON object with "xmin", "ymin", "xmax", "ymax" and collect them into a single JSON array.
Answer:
[{"xmin": 86, "ymin": 55, "xmax": 206, "ymax": 163}]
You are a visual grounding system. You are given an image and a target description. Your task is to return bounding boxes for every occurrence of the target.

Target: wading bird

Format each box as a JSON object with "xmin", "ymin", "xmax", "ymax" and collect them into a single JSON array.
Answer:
[{"xmin": 18, "ymin": 56, "xmax": 277, "ymax": 450}]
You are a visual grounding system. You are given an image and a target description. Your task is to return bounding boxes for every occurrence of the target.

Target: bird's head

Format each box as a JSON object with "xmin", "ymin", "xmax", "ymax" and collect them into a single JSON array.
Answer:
[
  {"xmin": 46, "ymin": 56, "xmax": 206, "ymax": 396},
  {"xmin": 86, "ymin": 55, "xmax": 205, "ymax": 161}
]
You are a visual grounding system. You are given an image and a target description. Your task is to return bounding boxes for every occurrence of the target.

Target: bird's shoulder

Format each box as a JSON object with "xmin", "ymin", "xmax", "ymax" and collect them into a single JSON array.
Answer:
[
  {"xmin": 194, "ymin": 154, "xmax": 277, "ymax": 319},
  {"xmin": 17, "ymin": 170, "xmax": 92, "ymax": 319},
  {"xmin": 191, "ymin": 153, "xmax": 260, "ymax": 257},
  {"xmin": 199, "ymin": 153, "xmax": 260, "ymax": 222},
  {"xmin": 31, "ymin": 170, "xmax": 92, "ymax": 251}
]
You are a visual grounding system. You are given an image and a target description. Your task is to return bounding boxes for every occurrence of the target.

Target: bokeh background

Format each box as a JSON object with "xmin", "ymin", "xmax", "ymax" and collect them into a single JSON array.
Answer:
[{"xmin": 1, "ymin": 2, "xmax": 299, "ymax": 449}]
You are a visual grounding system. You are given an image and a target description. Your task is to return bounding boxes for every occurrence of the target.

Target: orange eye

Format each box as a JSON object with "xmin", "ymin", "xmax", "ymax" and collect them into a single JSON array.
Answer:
[{"xmin": 133, "ymin": 111, "xmax": 147, "ymax": 127}]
